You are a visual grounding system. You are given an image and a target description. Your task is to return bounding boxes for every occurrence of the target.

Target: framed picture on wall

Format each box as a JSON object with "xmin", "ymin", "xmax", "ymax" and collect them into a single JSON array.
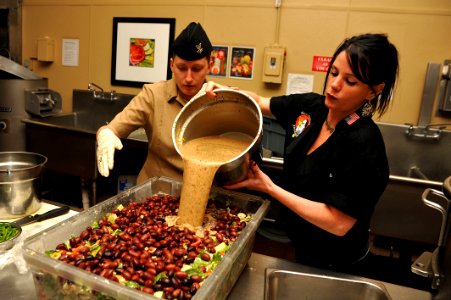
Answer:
[
  {"xmin": 229, "ymin": 46, "xmax": 255, "ymax": 79},
  {"xmin": 111, "ymin": 17, "xmax": 175, "ymax": 87},
  {"xmin": 209, "ymin": 45, "xmax": 229, "ymax": 77}
]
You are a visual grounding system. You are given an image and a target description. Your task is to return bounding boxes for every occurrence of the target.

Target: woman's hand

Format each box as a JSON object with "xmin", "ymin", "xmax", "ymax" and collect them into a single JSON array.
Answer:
[
  {"xmin": 202, "ymin": 81, "xmax": 272, "ymax": 115},
  {"xmin": 224, "ymin": 161, "xmax": 275, "ymax": 194},
  {"xmin": 201, "ymin": 81, "xmax": 238, "ymax": 98}
]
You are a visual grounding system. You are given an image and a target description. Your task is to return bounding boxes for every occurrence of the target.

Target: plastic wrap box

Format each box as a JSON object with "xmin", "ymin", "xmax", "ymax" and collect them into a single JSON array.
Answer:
[
  {"xmin": 22, "ymin": 176, "xmax": 270, "ymax": 300},
  {"xmin": 262, "ymin": 116, "xmax": 285, "ymax": 157}
]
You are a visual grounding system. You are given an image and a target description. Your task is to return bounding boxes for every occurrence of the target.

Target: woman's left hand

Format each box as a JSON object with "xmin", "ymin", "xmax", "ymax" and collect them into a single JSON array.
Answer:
[
  {"xmin": 223, "ymin": 161, "xmax": 274, "ymax": 194},
  {"xmin": 197, "ymin": 81, "xmax": 239, "ymax": 98}
]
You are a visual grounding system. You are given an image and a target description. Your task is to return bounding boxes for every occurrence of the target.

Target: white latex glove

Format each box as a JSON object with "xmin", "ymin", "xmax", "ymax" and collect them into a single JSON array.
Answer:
[
  {"xmin": 96, "ymin": 127, "xmax": 123, "ymax": 177},
  {"xmin": 192, "ymin": 82, "xmax": 208, "ymax": 99}
]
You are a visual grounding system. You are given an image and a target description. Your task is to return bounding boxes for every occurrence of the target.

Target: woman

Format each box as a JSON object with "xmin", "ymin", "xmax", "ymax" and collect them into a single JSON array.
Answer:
[
  {"xmin": 205, "ymin": 33, "xmax": 399, "ymax": 270},
  {"xmin": 96, "ymin": 22, "xmax": 213, "ymax": 183}
]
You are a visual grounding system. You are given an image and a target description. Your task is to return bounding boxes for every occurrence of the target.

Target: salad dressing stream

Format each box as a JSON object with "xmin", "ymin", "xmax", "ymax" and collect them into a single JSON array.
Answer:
[{"xmin": 177, "ymin": 134, "xmax": 252, "ymax": 227}]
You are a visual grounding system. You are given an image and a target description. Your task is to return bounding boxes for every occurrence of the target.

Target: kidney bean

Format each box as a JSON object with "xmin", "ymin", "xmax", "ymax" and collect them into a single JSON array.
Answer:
[
  {"xmin": 131, "ymin": 257, "xmax": 140, "ymax": 267},
  {"xmin": 100, "ymin": 268, "xmax": 113, "ymax": 279},
  {"xmin": 129, "ymin": 249, "xmax": 140, "ymax": 258},
  {"xmin": 190, "ymin": 274, "xmax": 202, "ymax": 283},
  {"xmin": 156, "ymin": 260, "xmax": 165, "ymax": 272},
  {"xmin": 165, "ymin": 263, "xmax": 176, "ymax": 272},
  {"xmin": 144, "ymin": 279, "xmax": 154, "ymax": 289},
  {"xmin": 200, "ymin": 253, "xmax": 211, "ymax": 262},
  {"xmin": 105, "ymin": 260, "xmax": 118, "ymax": 269},
  {"xmin": 161, "ymin": 277, "xmax": 171, "ymax": 286},
  {"xmin": 174, "ymin": 248, "xmax": 186, "ymax": 258},
  {"xmin": 175, "ymin": 271, "xmax": 188, "ymax": 280},
  {"xmin": 122, "ymin": 253, "xmax": 132, "ymax": 262}
]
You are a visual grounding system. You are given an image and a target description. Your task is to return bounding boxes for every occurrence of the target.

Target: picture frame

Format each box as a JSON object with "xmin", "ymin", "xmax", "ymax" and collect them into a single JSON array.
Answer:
[
  {"xmin": 229, "ymin": 46, "xmax": 255, "ymax": 80},
  {"xmin": 209, "ymin": 45, "xmax": 229, "ymax": 77},
  {"xmin": 111, "ymin": 17, "xmax": 175, "ymax": 87}
]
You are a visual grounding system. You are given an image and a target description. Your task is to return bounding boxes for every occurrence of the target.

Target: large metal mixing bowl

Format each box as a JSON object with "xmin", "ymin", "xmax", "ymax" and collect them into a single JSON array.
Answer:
[
  {"xmin": 0, "ymin": 152, "xmax": 47, "ymax": 218},
  {"xmin": 172, "ymin": 88, "xmax": 262, "ymax": 185}
]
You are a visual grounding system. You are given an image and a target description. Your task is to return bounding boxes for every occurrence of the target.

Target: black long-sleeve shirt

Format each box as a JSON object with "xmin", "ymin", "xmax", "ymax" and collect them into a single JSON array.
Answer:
[{"xmin": 270, "ymin": 93, "xmax": 389, "ymax": 268}]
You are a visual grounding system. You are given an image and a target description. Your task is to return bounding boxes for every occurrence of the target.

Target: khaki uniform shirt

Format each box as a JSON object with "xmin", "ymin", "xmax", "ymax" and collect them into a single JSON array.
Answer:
[{"xmin": 109, "ymin": 78, "xmax": 188, "ymax": 184}]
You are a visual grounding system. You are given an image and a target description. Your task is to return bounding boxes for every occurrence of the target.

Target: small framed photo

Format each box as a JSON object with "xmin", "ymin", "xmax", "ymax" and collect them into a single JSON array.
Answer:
[
  {"xmin": 111, "ymin": 17, "xmax": 175, "ymax": 87},
  {"xmin": 229, "ymin": 46, "xmax": 255, "ymax": 79},
  {"xmin": 209, "ymin": 46, "xmax": 229, "ymax": 77}
]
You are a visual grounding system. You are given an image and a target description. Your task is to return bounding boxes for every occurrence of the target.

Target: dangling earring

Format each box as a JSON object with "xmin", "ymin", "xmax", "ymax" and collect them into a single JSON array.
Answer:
[{"xmin": 361, "ymin": 101, "xmax": 374, "ymax": 117}]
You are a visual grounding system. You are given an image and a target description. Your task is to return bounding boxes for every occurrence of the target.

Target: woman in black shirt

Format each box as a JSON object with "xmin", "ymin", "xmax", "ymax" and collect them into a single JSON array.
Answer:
[{"xmin": 204, "ymin": 33, "xmax": 399, "ymax": 270}]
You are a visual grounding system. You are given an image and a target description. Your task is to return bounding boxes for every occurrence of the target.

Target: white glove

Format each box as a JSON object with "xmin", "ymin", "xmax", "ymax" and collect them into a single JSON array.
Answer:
[{"xmin": 96, "ymin": 127, "xmax": 123, "ymax": 177}]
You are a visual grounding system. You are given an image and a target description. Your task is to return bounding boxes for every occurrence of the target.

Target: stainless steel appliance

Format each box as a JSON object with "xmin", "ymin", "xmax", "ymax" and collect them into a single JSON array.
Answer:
[
  {"xmin": 0, "ymin": 151, "xmax": 47, "ymax": 218},
  {"xmin": 0, "ymin": 56, "xmax": 60, "ymax": 151},
  {"xmin": 438, "ymin": 60, "xmax": 451, "ymax": 112}
]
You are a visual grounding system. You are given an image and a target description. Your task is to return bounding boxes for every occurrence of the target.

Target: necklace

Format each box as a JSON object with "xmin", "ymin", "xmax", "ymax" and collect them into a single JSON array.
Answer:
[{"xmin": 324, "ymin": 118, "xmax": 335, "ymax": 134}]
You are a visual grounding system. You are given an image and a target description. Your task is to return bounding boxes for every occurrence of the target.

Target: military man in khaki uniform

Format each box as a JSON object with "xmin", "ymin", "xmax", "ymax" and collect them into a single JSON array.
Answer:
[{"xmin": 96, "ymin": 22, "xmax": 213, "ymax": 184}]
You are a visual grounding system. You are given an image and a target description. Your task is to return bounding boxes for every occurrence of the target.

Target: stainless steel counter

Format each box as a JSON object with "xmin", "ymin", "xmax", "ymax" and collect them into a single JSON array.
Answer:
[
  {"xmin": 0, "ymin": 202, "xmax": 436, "ymax": 300},
  {"xmin": 0, "ymin": 252, "xmax": 433, "ymax": 300},
  {"xmin": 0, "ymin": 202, "xmax": 80, "ymax": 300},
  {"xmin": 228, "ymin": 253, "xmax": 433, "ymax": 300}
]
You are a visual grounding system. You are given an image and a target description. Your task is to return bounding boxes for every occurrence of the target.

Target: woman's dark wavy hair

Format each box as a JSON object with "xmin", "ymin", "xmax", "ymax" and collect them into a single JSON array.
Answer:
[{"xmin": 323, "ymin": 33, "xmax": 399, "ymax": 117}]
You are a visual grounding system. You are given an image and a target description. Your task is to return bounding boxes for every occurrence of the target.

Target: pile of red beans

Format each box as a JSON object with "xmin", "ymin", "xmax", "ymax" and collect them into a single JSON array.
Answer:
[{"xmin": 50, "ymin": 194, "xmax": 249, "ymax": 299}]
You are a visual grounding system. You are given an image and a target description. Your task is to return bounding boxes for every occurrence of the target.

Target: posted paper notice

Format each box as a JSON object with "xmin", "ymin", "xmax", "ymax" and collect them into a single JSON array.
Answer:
[
  {"xmin": 62, "ymin": 39, "xmax": 79, "ymax": 67},
  {"xmin": 286, "ymin": 73, "xmax": 314, "ymax": 95}
]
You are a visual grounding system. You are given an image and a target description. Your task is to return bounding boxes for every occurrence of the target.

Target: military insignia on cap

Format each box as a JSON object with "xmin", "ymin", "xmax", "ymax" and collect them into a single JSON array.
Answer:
[
  {"xmin": 173, "ymin": 22, "xmax": 212, "ymax": 61},
  {"xmin": 196, "ymin": 42, "xmax": 203, "ymax": 54}
]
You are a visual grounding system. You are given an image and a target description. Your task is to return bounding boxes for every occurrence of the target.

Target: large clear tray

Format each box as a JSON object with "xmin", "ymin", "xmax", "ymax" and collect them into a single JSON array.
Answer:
[{"xmin": 22, "ymin": 176, "xmax": 270, "ymax": 299}]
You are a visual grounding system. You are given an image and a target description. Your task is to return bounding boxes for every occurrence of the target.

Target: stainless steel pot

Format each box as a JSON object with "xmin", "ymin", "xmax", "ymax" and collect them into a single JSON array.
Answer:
[
  {"xmin": 0, "ymin": 152, "xmax": 47, "ymax": 218},
  {"xmin": 172, "ymin": 88, "xmax": 262, "ymax": 184}
]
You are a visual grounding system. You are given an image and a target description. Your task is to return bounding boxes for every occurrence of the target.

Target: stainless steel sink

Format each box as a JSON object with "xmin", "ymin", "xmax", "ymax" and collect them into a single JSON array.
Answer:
[
  {"xmin": 21, "ymin": 89, "xmax": 146, "ymax": 185},
  {"xmin": 25, "ymin": 89, "xmax": 136, "ymax": 132},
  {"xmin": 265, "ymin": 268, "xmax": 392, "ymax": 300},
  {"xmin": 29, "ymin": 111, "xmax": 109, "ymax": 132}
]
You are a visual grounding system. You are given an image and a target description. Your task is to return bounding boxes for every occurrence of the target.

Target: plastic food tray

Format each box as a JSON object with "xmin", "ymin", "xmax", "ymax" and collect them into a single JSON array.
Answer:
[{"xmin": 22, "ymin": 176, "xmax": 270, "ymax": 300}]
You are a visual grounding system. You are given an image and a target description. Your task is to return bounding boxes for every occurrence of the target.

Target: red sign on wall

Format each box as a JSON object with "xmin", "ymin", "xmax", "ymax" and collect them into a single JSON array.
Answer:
[{"xmin": 312, "ymin": 56, "xmax": 332, "ymax": 72}]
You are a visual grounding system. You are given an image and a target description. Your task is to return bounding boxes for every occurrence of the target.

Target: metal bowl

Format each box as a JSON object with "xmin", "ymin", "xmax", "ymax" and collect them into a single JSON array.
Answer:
[
  {"xmin": 0, "ymin": 222, "xmax": 22, "ymax": 252},
  {"xmin": 172, "ymin": 88, "xmax": 262, "ymax": 185},
  {"xmin": 0, "ymin": 152, "xmax": 47, "ymax": 219}
]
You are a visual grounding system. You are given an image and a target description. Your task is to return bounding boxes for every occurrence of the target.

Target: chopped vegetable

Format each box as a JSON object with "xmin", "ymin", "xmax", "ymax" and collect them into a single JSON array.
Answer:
[
  {"xmin": 0, "ymin": 223, "xmax": 19, "ymax": 243},
  {"xmin": 153, "ymin": 272, "xmax": 168, "ymax": 285}
]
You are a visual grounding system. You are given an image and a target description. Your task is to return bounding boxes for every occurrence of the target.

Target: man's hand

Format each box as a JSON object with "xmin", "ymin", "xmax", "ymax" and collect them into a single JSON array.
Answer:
[{"xmin": 96, "ymin": 127, "xmax": 123, "ymax": 177}]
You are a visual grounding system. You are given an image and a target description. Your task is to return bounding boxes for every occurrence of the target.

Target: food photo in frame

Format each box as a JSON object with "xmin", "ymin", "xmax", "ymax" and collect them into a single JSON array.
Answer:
[
  {"xmin": 111, "ymin": 17, "xmax": 175, "ymax": 87},
  {"xmin": 209, "ymin": 45, "xmax": 229, "ymax": 77},
  {"xmin": 229, "ymin": 46, "xmax": 255, "ymax": 79}
]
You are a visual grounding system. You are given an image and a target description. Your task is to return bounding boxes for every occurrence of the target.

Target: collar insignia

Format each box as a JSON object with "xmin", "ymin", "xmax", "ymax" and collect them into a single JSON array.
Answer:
[
  {"xmin": 292, "ymin": 112, "xmax": 311, "ymax": 138},
  {"xmin": 196, "ymin": 42, "xmax": 203, "ymax": 54}
]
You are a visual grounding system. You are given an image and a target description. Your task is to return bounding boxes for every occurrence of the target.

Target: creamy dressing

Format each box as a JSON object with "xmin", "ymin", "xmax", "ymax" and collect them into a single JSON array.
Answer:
[{"xmin": 177, "ymin": 134, "xmax": 252, "ymax": 227}]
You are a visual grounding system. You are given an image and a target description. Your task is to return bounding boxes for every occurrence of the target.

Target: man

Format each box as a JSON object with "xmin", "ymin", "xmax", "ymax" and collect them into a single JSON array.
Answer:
[{"xmin": 96, "ymin": 22, "xmax": 213, "ymax": 184}]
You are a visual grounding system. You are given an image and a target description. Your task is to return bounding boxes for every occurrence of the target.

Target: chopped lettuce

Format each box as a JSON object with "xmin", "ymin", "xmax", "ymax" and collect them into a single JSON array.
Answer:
[
  {"xmin": 214, "ymin": 242, "xmax": 229, "ymax": 254},
  {"xmin": 91, "ymin": 221, "xmax": 100, "ymax": 229},
  {"xmin": 124, "ymin": 281, "xmax": 141, "ymax": 289},
  {"xmin": 153, "ymin": 272, "xmax": 168, "ymax": 285},
  {"xmin": 107, "ymin": 213, "xmax": 118, "ymax": 224},
  {"xmin": 88, "ymin": 241, "xmax": 101, "ymax": 257},
  {"xmin": 238, "ymin": 212, "xmax": 252, "ymax": 222}
]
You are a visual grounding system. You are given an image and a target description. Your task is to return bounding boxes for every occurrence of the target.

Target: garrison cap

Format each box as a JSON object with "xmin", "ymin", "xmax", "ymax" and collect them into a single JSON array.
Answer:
[{"xmin": 173, "ymin": 22, "xmax": 212, "ymax": 61}]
